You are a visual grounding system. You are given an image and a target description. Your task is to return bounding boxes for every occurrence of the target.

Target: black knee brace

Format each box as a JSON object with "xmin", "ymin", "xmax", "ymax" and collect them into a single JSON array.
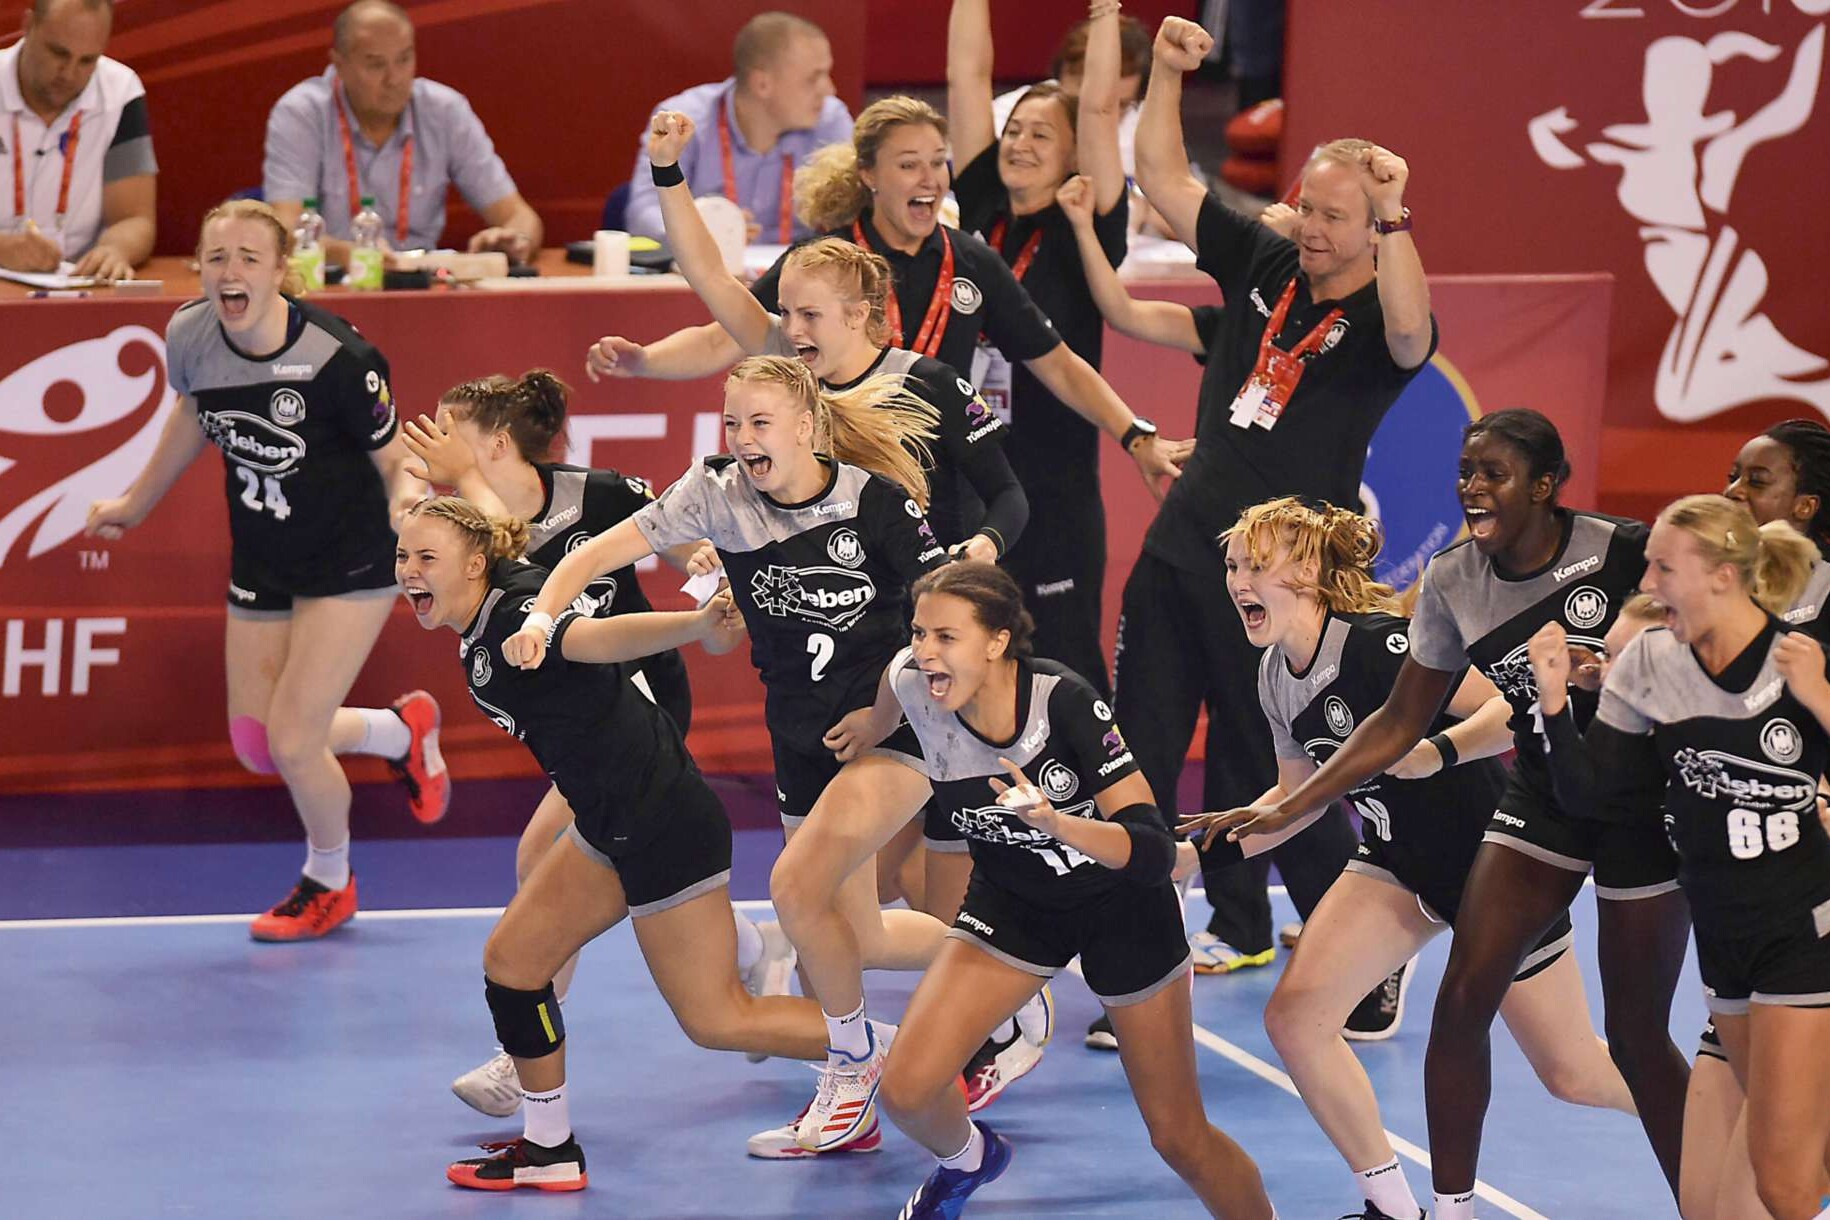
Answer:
[{"xmin": 484, "ymin": 976, "xmax": 565, "ymax": 1060}]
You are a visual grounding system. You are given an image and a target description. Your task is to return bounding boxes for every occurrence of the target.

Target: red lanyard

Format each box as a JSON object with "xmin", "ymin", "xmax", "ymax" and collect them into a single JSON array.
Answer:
[
  {"xmin": 717, "ymin": 102, "xmax": 793, "ymax": 245},
  {"xmin": 987, "ymin": 216, "xmax": 1042, "ymax": 282},
  {"xmin": 855, "ymin": 218, "xmax": 954, "ymax": 358},
  {"xmin": 1248, "ymin": 276, "xmax": 1345, "ymax": 416},
  {"xmin": 335, "ymin": 85, "xmax": 413, "ymax": 246},
  {"xmin": 11, "ymin": 110, "xmax": 82, "ymax": 228}
]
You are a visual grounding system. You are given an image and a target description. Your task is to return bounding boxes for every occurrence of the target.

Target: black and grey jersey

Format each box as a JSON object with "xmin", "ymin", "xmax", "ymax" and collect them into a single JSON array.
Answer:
[
  {"xmin": 1409, "ymin": 511, "xmax": 1649, "ymax": 782},
  {"xmin": 1782, "ymin": 559, "xmax": 1830, "ymax": 642},
  {"xmin": 166, "ymin": 297, "xmax": 396, "ymax": 570},
  {"xmin": 1594, "ymin": 619, "xmax": 1830, "ymax": 935},
  {"xmin": 1260, "ymin": 611, "xmax": 1505, "ymax": 848},
  {"xmin": 889, "ymin": 649, "xmax": 1142, "ymax": 909},
  {"xmin": 633, "ymin": 456, "xmax": 946, "ymax": 749},
  {"xmin": 460, "ymin": 559, "xmax": 699, "ymax": 852}
]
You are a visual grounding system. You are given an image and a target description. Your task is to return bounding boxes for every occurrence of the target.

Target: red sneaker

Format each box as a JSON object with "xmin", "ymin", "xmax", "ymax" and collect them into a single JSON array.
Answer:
[
  {"xmin": 388, "ymin": 690, "xmax": 449, "ymax": 824},
  {"xmin": 447, "ymin": 1137, "xmax": 588, "ymax": 1192},
  {"xmin": 249, "ymin": 874, "xmax": 357, "ymax": 942}
]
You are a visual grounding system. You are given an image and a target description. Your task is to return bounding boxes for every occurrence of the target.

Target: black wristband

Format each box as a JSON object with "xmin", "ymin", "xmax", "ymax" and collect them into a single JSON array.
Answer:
[
  {"xmin": 651, "ymin": 161, "xmax": 686, "ymax": 188},
  {"xmin": 1111, "ymin": 803, "xmax": 1176, "ymax": 885},
  {"xmin": 1428, "ymin": 731, "xmax": 1459, "ymax": 769},
  {"xmin": 546, "ymin": 609, "xmax": 585, "ymax": 663}
]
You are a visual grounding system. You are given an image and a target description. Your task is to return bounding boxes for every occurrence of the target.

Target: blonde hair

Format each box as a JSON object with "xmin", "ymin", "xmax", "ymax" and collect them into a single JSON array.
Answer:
[
  {"xmin": 1301, "ymin": 137, "xmax": 1379, "ymax": 224},
  {"xmin": 408, "ymin": 496, "xmax": 530, "ymax": 563},
  {"xmin": 198, "ymin": 198, "xmax": 304, "ymax": 296},
  {"xmin": 1619, "ymin": 593, "xmax": 1666, "ymax": 624},
  {"xmin": 726, "ymin": 355, "xmax": 938, "ymax": 508},
  {"xmin": 1221, "ymin": 497, "xmax": 1401, "ymax": 616},
  {"xmin": 781, "ymin": 238, "xmax": 894, "ymax": 347},
  {"xmin": 795, "ymin": 96, "xmax": 948, "ymax": 232},
  {"xmin": 1658, "ymin": 494, "xmax": 1818, "ymax": 616}
]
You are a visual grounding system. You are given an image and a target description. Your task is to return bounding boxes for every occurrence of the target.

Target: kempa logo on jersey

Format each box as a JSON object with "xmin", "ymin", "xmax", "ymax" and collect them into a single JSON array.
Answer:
[
  {"xmin": 957, "ymin": 911, "xmax": 996, "ymax": 937},
  {"xmin": 1672, "ymin": 747, "xmax": 1814, "ymax": 808},
  {"xmin": 200, "ymin": 411, "xmax": 306, "ymax": 475},
  {"xmin": 1564, "ymin": 585, "xmax": 1609, "ymax": 630},
  {"xmin": 0, "ymin": 325, "xmax": 177, "ymax": 571},
  {"xmin": 544, "ymin": 504, "xmax": 581, "ymax": 532},
  {"xmin": 809, "ymin": 500, "xmax": 856, "ymax": 516},
  {"xmin": 270, "ymin": 363, "xmax": 313, "ymax": 379},
  {"xmin": 1301, "ymin": 663, "xmax": 1340, "ymax": 698},
  {"xmin": 1039, "ymin": 759, "xmax": 1079, "ymax": 802},
  {"xmin": 1553, "ymin": 555, "xmax": 1602, "ymax": 583},
  {"xmin": 1744, "ymin": 675, "xmax": 1785, "ymax": 713},
  {"xmin": 827, "ymin": 528, "xmax": 865, "ymax": 568},
  {"xmin": 749, "ymin": 565, "xmax": 876, "ymax": 630}
]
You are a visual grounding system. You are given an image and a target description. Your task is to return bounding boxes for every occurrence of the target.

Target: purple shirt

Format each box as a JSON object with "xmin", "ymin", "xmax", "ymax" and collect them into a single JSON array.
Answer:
[{"xmin": 624, "ymin": 79, "xmax": 853, "ymax": 242}]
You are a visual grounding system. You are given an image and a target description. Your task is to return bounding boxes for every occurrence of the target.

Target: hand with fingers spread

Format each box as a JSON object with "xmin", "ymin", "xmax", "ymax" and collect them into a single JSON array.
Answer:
[
  {"xmin": 585, "ymin": 335, "xmax": 647, "ymax": 382},
  {"xmin": 401, "ymin": 409, "xmax": 478, "ymax": 487},
  {"xmin": 990, "ymin": 757, "xmax": 1063, "ymax": 836},
  {"xmin": 1178, "ymin": 801, "xmax": 1300, "ymax": 848}
]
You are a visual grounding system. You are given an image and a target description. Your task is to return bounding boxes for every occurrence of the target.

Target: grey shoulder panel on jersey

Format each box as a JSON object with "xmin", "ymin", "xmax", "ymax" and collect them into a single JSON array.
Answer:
[
  {"xmin": 461, "ymin": 587, "xmax": 510, "ymax": 651},
  {"xmin": 1259, "ymin": 616, "xmax": 1352, "ymax": 735},
  {"xmin": 1603, "ymin": 626, "xmax": 1788, "ymax": 729},
  {"xmin": 527, "ymin": 469, "xmax": 589, "ymax": 556},
  {"xmin": 1425, "ymin": 513, "xmax": 1628, "ymax": 647},
  {"xmin": 895, "ymin": 660, "xmax": 1062, "ymax": 783},
  {"xmin": 705, "ymin": 460, "xmax": 872, "ymax": 553},
  {"xmin": 1785, "ymin": 559, "xmax": 1830, "ymax": 626},
  {"xmin": 171, "ymin": 311, "xmax": 352, "ymax": 395},
  {"xmin": 874, "ymin": 348, "xmax": 923, "ymax": 378}
]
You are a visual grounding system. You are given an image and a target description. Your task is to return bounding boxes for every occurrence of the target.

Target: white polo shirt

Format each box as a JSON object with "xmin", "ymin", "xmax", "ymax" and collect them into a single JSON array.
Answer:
[{"xmin": 0, "ymin": 42, "xmax": 158, "ymax": 259}]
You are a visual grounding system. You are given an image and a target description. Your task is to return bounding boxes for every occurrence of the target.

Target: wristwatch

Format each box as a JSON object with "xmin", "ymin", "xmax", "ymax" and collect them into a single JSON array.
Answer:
[
  {"xmin": 1121, "ymin": 418, "xmax": 1159, "ymax": 452},
  {"xmin": 1374, "ymin": 207, "xmax": 1413, "ymax": 236}
]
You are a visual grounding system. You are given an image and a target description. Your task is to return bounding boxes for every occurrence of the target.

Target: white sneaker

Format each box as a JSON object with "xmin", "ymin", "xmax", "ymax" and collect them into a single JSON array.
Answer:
[
  {"xmin": 1014, "ymin": 983, "xmax": 1054, "ymax": 1047},
  {"xmin": 742, "ymin": 920, "xmax": 800, "ymax": 1064},
  {"xmin": 795, "ymin": 1020, "xmax": 895, "ymax": 1151},
  {"xmin": 1279, "ymin": 921, "xmax": 1303, "ymax": 949},
  {"xmin": 451, "ymin": 1049, "xmax": 522, "ymax": 1118},
  {"xmin": 746, "ymin": 1102, "xmax": 883, "ymax": 1159},
  {"xmin": 1188, "ymin": 931, "xmax": 1276, "ymax": 975}
]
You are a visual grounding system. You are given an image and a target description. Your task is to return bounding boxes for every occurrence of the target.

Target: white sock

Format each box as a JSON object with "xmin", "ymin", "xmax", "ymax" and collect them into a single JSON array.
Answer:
[
  {"xmin": 1014, "ymin": 991, "xmax": 1049, "ymax": 1042},
  {"xmin": 990, "ymin": 1018, "xmax": 1016, "ymax": 1044},
  {"xmin": 522, "ymin": 1081, "xmax": 570, "ymax": 1147},
  {"xmin": 1356, "ymin": 1158, "xmax": 1420, "ymax": 1219},
  {"xmin": 938, "ymin": 1122, "xmax": 985, "ymax": 1173},
  {"xmin": 302, "ymin": 838, "xmax": 350, "ymax": 890},
  {"xmin": 734, "ymin": 911, "xmax": 764, "ymax": 973},
  {"xmin": 344, "ymin": 707, "xmax": 411, "ymax": 759},
  {"xmin": 825, "ymin": 1000, "xmax": 870, "ymax": 1058},
  {"xmin": 1433, "ymin": 1188, "xmax": 1475, "ymax": 1220}
]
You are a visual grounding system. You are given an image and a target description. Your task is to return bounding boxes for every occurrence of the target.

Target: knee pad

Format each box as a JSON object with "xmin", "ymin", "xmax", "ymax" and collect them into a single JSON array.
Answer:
[
  {"xmin": 229, "ymin": 716, "xmax": 277, "ymax": 775},
  {"xmin": 485, "ymin": 976, "xmax": 565, "ymax": 1060}
]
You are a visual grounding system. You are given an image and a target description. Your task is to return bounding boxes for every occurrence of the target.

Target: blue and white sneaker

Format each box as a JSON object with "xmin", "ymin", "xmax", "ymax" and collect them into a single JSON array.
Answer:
[{"xmin": 898, "ymin": 1122, "xmax": 1012, "ymax": 1219}]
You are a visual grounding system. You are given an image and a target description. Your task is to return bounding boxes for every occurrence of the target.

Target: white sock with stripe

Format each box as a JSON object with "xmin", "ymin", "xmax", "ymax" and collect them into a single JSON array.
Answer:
[
  {"xmin": 522, "ymin": 1082, "xmax": 570, "ymax": 1148},
  {"xmin": 938, "ymin": 1122, "xmax": 984, "ymax": 1173},
  {"xmin": 825, "ymin": 1000, "xmax": 870, "ymax": 1058}
]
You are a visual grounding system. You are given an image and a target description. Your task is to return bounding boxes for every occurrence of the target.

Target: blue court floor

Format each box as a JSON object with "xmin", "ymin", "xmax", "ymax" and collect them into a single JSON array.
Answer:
[{"xmin": 1, "ymin": 831, "xmax": 1699, "ymax": 1218}]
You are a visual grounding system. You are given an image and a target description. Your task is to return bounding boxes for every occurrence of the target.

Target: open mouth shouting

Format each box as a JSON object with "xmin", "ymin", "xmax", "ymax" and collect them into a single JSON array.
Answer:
[
  {"xmin": 1464, "ymin": 505, "xmax": 1498, "ymax": 543},
  {"xmin": 217, "ymin": 286, "xmax": 252, "ymax": 320},
  {"xmin": 906, "ymin": 195, "xmax": 938, "ymax": 228},
  {"xmin": 739, "ymin": 451, "xmax": 774, "ymax": 482},
  {"xmin": 403, "ymin": 582, "xmax": 435, "ymax": 622},
  {"xmin": 921, "ymin": 665, "xmax": 953, "ymax": 701},
  {"xmin": 792, "ymin": 341, "xmax": 820, "ymax": 367},
  {"xmin": 1236, "ymin": 596, "xmax": 1268, "ymax": 633}
]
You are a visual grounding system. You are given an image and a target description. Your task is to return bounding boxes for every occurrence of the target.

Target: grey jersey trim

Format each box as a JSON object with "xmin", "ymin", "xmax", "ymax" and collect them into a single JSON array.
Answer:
[
  {"xmin": 527, "ymin": 469, "xmax": 589, "ymax": 556},
  {"xmin": 890, "ymin": 645, "xmax": 1063, "ymax": 782},
  {"xmin": 1784, "ymin": 559, "xmax": 1830, "ymax": 626},
  {"xmin": 1258, "ymin": 616, "xmax": 1353, "ymax": 754},
  {"xmin": 461, "ymin": 587, "xmax": 509, "ymax": 651},
  {"xmin": 169, "ymin": 303, "xmax": 348, "ymax": 396}
]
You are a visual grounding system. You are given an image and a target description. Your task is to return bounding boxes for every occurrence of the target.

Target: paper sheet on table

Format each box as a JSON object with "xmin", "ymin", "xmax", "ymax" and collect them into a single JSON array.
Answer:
[
  {"xmin": 0, "ymin": 262, "xmax": 100, "ymax": 289},
  {"xmin": 680, "ymin": 568, "xmax": 726, "ymax": 607}
]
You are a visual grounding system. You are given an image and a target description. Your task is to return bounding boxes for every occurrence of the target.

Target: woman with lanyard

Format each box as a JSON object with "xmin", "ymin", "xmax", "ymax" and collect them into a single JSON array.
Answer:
[
  {"xmin": 1197, "ymin": 411, "xmax": 1693, "ymax": 1220},
  {"xmin": 843, "ymin": 561, "xmax": 1276, "ymax": 1219},
  {"xmin": 1185, "ymin": 496, "xmax": 1635, "ymax": 1220},
  {"xmin": 1526, "ymin": 496, "xmax": 1830, "ymax": 1220},
  {"xmin": 587, "ymin": 96, "xmax": 1188, "ymax": 502},
  {"xmin": 84, "ymin": 200, "xmax": 441, "ymax": 941},
  {"xmin": 498, "ymin": 356, "xmax": 964, "ymax": 1160},
  {"xmin": 945, "ymin": 0, "xmax": 1130, "ymax": 700},
  {"xmin": 1682, "ymin": 418, "xmax": 1830, "ymax": 1220},
  {"xmin": 392, "ymin": 499, "xmax": 835, "ymax": 1193},
  {"xmin": 397, "ymin": 371, "xmax": 791, "ymax": 1121}
]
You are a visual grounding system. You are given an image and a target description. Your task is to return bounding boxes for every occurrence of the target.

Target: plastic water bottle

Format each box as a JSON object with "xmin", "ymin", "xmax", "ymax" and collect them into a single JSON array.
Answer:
[
  {"xmin": 349, "ymin": 195, "xmax": 384, "ymax": 291},
  {"xmin": 290, "ymin": 197, "xmax": 325, "ymax": 294}
]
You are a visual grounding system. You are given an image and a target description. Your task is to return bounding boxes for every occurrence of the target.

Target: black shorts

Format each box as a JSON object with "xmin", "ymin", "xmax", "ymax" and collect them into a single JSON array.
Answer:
[
  {"xmin": 1346, "ymin": 844, "xmax": 1574, "ymax": 983},
  {"xmin": 1483, "ymin": 766, "xmax": 1681, "ymax": 899},
  {"xmin": 770, "ymin": 722, "xmax": 928, "ymax": 827},
  {"xmin": 1696, "ymin": 900, "xmax": 1830, "ymax": 1016},
  {"xmin": 567, "ymin": 773, "xmax": 732, "ymax": 916},
  {"xmin": 1697, "ymin": 1019, "xmax": 1725, "ymax": 1062},
  {"xmin": 226, "ymin": 542, "xmax": 397, "ymax": 617},
  {"xmin": 949, "ymin": 873, "xmax": 1192, "ymax": 1006},
  {"xmin": 628, "ymin": 650, "xmax": 693, "ymax": 736}
]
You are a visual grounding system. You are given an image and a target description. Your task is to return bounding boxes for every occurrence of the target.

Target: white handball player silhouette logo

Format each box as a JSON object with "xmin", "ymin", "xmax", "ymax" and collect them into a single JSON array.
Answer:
[
  {"xmin": 0, "ymin": 326, "xmax": 177, "ymax": 569},
  {"xmin": 1528, "ymin": 25, "xmax": 1828, "ymax": 422}
]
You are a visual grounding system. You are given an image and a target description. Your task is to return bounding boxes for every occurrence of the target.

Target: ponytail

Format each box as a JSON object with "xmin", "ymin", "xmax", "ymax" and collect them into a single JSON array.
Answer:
[
  {"xmin": 1658, "ymin": 494, "xmax": 1817, "ymax": 615},
  {"xmin": 1753, "ymin": 519, "xmax": 1819, "ymax": 616},
  {"xmin": 441, "ymin": 369, "xmax": 571, "ymax": 464},
  {"xmin": 1221, "ymin": 497, "xmax": 1402, "ymax": 616},
  {"xmin": 409, "ymin": 495, "xmax": 530, "ymax": 563},
  {"xmin": 726, "ymin": 355, "xmax": 938, "ymax": 508},
  {"xmin": 794, "ymin": 95, "xmax": 948, "ymax": 231}
]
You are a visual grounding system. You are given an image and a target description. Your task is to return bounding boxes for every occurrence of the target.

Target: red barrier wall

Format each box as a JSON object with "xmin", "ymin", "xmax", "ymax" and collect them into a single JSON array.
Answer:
[{"xmin": 1280, "ymin": 0, "xmax": 1830, "ymax": 523}]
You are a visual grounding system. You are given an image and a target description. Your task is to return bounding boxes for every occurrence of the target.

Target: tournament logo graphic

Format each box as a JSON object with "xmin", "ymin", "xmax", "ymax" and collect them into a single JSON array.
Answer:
[
  {"xmin": 1565, "ymin": 585, "xmax": 1609, "ymax": 630},
  {"xmin": 0, "ymin": 326, "xmax": 177, "ymax": 570},
  {"xmin": 1528, "ymin": 27, "xmax": 1830, "ymax": 422},
  {"xmin": 749, "ymin": 565, "xmax": 877, "ymax": 630},
  {"xmin": 1358, "ymin": 353, "xmax": 1482, "ymax": 589},
  {"xmin": 269, "ymin": 388, "xmax": 307, "ymax": 426},
  {"xmin": 1324, "ymin": 695, "xmax": 1355, "ymax": 738},
  {"xmin": 1038, "ymin": 758, "xmax": 1080, "ymax": 803},
  {"xmin": 1761, "ymin": 717, "xmax": 1803, "ymax": 765},
  {"xmin": 827, "ymin": 527, "xmax": 865, "ymax": 568}
]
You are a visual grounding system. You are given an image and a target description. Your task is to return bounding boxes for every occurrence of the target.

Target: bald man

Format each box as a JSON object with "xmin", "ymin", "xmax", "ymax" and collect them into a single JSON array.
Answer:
[
  {"xmin": 0, "ymin": 0, "xmax": 157, "ymax": 280},
  {"xmin": 263, "ymin": 0, "xmax": 542, "ymax": 264}
]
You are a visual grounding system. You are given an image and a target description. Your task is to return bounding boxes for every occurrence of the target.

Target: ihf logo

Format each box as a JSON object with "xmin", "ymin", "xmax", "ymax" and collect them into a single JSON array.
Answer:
[{"xmin": 1359, "ymin": 353, "xmax": 1481, "ymax": 589}]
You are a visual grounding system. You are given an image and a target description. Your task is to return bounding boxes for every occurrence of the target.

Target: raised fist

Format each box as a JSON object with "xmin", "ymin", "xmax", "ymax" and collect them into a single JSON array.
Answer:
[
  {"xmin": 1153, "ymin": 16, "xmax": 1213, "ymax": 72},
  {"xmin": 647, "ymin": 110, "xmax": 697, "ymax": 169}
]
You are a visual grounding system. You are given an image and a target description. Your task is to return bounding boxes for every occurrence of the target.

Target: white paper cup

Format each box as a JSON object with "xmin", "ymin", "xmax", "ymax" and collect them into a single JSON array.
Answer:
[{"xmin": 592, "ymin": 229, "xmax": 631, "ymax": 277}]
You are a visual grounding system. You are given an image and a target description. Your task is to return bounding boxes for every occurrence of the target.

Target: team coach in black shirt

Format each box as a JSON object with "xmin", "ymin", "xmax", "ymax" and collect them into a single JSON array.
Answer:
[{"xmin": 1121, "ymin": 16, "xmax": 1437, "ymax": 972}]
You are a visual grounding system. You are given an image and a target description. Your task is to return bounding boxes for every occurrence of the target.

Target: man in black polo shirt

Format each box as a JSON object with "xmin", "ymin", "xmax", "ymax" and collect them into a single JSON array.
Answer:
[{"xmin": 1119, "ymin": 17, "xmax": 1436, "ymax": 987}]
